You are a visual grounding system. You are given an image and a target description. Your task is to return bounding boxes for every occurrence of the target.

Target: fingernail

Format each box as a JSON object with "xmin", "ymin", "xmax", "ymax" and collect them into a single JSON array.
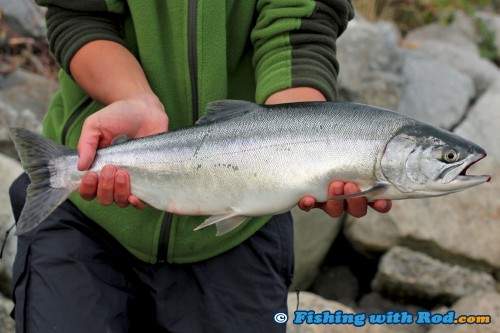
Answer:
[
  {"xmin": 116, "ymin": 173, "xmax": 126, "ymax": 185},
  {"xmin": 378, "ymin": 201, "xmax": 387, "ymax": 210},
  {"xmin": 334, "ymin": 185, "xmax": 343, "ymax": 196}
]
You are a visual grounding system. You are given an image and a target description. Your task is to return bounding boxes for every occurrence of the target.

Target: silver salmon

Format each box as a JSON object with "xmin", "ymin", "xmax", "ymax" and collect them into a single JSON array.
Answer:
[{"xmin": 10, "ymin": 100, "xmax": 491, "ymax": 235}]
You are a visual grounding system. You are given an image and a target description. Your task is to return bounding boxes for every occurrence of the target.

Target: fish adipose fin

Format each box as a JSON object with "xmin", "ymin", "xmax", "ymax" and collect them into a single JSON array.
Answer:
[
  {"xmin": 327, "ymin": 183, "xmax": 388, "ymax": 200},
  {"xmin": 196, "ymin": 100, "xmax": 263, "ymax": 125},
  {"xmin": 9, "ymin": 128, "xmax": 76, "ymax": 235},
  {"xmin": 194, "ymin": 213, "xmax": 249, "ymax": 236}
]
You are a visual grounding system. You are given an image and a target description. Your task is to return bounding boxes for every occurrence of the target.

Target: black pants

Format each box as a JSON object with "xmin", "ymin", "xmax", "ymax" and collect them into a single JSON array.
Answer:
[{"xmin": 10, "ymin": 174, "xmax": 294, "ymax": 333}]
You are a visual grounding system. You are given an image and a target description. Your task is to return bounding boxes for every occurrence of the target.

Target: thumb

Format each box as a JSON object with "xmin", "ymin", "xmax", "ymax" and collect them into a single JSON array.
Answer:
[{"xmin": 77, "ymin": 124, "xmax": 101, "ymax": 171}]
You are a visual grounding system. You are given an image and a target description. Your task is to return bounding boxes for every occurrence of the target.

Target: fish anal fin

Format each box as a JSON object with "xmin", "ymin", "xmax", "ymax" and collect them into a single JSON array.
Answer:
[
  {"xmin": 194, "ymin": 213, "xmax": 249, "ymax": 236},
  {"xmin": 327, "ymin": 183, "xmax": 388, "ymax": 201}
]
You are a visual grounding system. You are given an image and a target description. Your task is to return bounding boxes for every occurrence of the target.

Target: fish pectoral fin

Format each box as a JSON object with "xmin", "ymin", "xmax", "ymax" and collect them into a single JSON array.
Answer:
[
  {"xmin": 111, "ymin": 135, "xmax": 132, "ymax": 145},
  {"xmin": 194, "ymin": 213, "xmax": 249, "ymax": 236},
  {"xmin": 327, "ymin": 183, "xmax": 388, "ymax": 200}
]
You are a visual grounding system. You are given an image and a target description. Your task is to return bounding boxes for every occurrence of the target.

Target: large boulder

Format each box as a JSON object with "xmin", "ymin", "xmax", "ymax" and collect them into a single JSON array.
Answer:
[
  {"xmin": 406, "ymin": 40, "xmax": 499, "ymax": 95},
  {"xmin": 428, "ymin": 291, "xmax": 500, "ymax": 333},
  {"xmin": 397, "ymin": 49, "xmax": 475, "ymax": 130},
  {"xmin": 0, "ymin": 68, "xmax": 58, "ymax": 121},
  {"xmin": 0, "ymin": 154, "xmax": 22, "ymax": 297},
  {"xmin": 405, "ymin": 10, "xmax": 479, "ymax": 55},
  {"xmin": 337, "ymin": 17, "xmax": 404, "ymax": 110},
  {"xmin": 372, "ymin": 247, "xmax": 495, "ymax": 303},
  {"xmin": 0, "ymin": 100, "xmax": 41, "ymax": 159},
  {"xmin": 287, "ymin": 291, "xmax": 383, "ymax": 333},
  {"xmin": 0, "ymin": 0, "xmax": 46, "ymax": 38},
  {"xmin": 0, "ymin": 293, "xmax": 14, "ymax": 333}
]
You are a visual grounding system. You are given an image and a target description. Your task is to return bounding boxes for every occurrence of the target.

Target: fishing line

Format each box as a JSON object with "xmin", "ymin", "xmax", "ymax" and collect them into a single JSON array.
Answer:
[
  {"xmin": 290, "ymin": 275, "xmax": 300, "ymax": 311},
  {"xmin": 0, "ymin": 222, "xmax": 16, "ymax": 260}
]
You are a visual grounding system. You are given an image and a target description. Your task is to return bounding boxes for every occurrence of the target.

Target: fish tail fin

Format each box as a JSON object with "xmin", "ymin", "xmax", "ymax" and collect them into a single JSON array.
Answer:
[{"xmin": 9, "ymin": 128, "xmax": 77, "ymax": 234}]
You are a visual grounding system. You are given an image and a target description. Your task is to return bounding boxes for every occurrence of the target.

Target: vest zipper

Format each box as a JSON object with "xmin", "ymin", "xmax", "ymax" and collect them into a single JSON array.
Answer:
[
  {"xmin": 157, "ymin": 0, "xmax": 198, "ymax": 262},
  {"xmin": 61, "ymin": 97, "xmax": 93, "ymax": 145},
  {"xmin": 157, "ymin": 212, "xmax": 173, "ymax": 263}
]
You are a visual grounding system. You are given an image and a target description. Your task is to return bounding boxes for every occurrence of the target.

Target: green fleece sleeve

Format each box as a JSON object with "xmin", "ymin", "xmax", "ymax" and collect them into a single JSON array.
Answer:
[
  {"xmin": 35, "ymin": 0, "xmax": 128, "ymax": 75},
  {"xmin": 251, "ymin": 0, "xmax": 354, "ymax": 103}
]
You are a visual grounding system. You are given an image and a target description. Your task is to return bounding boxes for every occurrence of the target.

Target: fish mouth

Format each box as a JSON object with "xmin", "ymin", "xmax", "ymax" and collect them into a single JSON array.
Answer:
[{"xmin": 455, "ymin": 153, "xmax": 491, "ymax": 183}]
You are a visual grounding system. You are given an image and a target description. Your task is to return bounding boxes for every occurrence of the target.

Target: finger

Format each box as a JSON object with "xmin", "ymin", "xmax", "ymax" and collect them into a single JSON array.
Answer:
[
  {"xmin": 79, "ymin": 172, "xmax": 98, "ymax": 201},
  {"xmin": 369, "ymin": 199, "xmax": 392, "ymax": 213},
  {"xmin": 298, "ymin": 196, "xmax": 316, "ymax": 212},
  {"xmin": 128, "ymin": 195, "xmax": 147, "ymax": 210},
  {"xmin": 77, "ymin": 119, "xmax": 103, "ymax": 171},
  {"xmin": 344, "ymin": 182, "xmax": 368, "ymax": 218},
  {"xmin": 97, "ymin": 165, "xmax": 116, "ymax": 206},
  {"xmin": 323, "ymin": 181, "xmax": 347, "ymax": 218},
  {"xmin": 114, "ymin": 169, "xmax": 131, "ymax": 208}
]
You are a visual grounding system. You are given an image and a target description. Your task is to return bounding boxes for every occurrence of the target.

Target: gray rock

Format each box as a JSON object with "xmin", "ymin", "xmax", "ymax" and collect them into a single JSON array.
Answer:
[
  {"xmin": 375, "ymin": 21, "xmax": 402, "ymax": 47},
  {"xmin": 0, "ymin": 100, "xmax": 41, "ymax": 159},
  {"xmin": 292, "ymin": 207, "xmax": 343, "ymax": 289},
  {"xmin": 0, "ymin": 294, "xmax": 14, "ymax": 333},
  {"xmin": 408, "ymin": 40, "xmax": 499, "ymax": 94},
  {"xmin": 287, "ymin": 291, "xmax": 383, "ymax": 333},
  {"xmin": 337, "ymin": 17, "xmax": 404, "ymax": 110},
  {"xmin": 428, "ymin": 291, "xmax": 500, "ymax": 333},
  {"xmin": 310, "ymin": 265, "xmax": 359, "ymax": 308},
  {"xmin": 405, "ymin": 10, "xmax": 479, "ymax": 55},
  {"xmin": 397, "ymin": 49, "xmax": 475, "ymax": 130},
  {"xmin": 0, "ymin": 0, "xmax": 46, "ymax": 38},
  {"xmin": 372, "ymin": 247, "xmax": 495, "ymax": 303},
  {"xmin": 343, "ymin": 209, "xmax": 399, "ymax": 257},
  {"xmin": 358, "ymin": 293, "xmax": 429, "ymax": 333},
  {"xmin": 0, "ymin": 68, "xmax": 58, "ymax": 121},
  {"xmin": 0, "ymin": 154, "xmax": 22, "ymax": 297}
]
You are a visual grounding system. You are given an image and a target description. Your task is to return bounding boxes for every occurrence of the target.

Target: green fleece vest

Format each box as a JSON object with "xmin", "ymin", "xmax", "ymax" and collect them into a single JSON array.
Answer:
[{"xmin": 38, "ymin": 0, "xmax": 353, "ymax": 263}]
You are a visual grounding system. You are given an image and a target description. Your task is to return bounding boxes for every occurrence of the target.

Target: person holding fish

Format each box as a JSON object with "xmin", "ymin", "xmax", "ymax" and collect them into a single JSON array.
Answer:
[{"xmin": 9, "ymin": 1, "xmax": 393, "ymax": 332}]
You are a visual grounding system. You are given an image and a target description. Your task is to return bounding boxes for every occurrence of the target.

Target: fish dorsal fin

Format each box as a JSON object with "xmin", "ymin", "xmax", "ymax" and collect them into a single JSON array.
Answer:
[{"xmin": 196, "ymin": 100, "xmax": 261, "ymax": 125}]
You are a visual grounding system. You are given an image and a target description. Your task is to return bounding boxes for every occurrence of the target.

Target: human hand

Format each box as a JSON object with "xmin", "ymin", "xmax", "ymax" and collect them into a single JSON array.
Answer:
[
  {"xmin": 77, "ymin": 94, "xmax": 168, "ymax": 208},
  {"xmin": 298, "ymin": 180, "xmax": 392, "ymax": 218}
]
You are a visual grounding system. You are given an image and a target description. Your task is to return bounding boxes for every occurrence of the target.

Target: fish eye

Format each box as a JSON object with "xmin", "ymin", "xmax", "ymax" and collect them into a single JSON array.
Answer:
[{"xmin": 443, "ymin": 149, "xmax": 459, "ymax": 163}]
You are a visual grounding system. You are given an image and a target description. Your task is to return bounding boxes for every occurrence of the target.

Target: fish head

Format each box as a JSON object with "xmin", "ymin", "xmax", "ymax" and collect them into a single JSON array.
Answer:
[{"xmin": 380, "ymin": 124, "xmax": 491, "ymax": 198}]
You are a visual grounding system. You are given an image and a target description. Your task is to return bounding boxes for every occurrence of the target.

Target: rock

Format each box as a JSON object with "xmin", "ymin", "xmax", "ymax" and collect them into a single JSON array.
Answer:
[
  {"xmin": 375, "ymin": 21, "xmax": 402, "ymax": 47},
  {"xmin": 428, "ymin": 291, "xmax": 500, "ymax": 333},
  {"xmin": 0, "ymin": 68, "xmax": 58, "ymax": 121},
  {"xmin": 358, "ymin": 292, "xmax": 429, "ymax": 333},
  {"xmin": 0, "ymin": 154, "xmax": 22, "ymax": 297},
  {"xmin": 0, "ymin": 294, "xmax": 14, "ymax": 333},
  {"xmin": 397, "ymin": 49, "xmax": 475, "ymax": 130},
  {"xmin": 405, "ymin": 10, "xmax": 479, "ymax": 55},
  {"xmin": 343, "ymin": 209, "xmax": 399, "ymax": 257},
  {"xmin": 0, "ymin": 0, "xmax": 46, "ymax": 38},
  {"xmin": 372, "ymin": 247, "xmax": 495, "ymax": 304},
  {"xmin": 407, "ymin": 40, "xmax": 499, "ymax": 95},
  {"xmin": 310, "ymin": 265, "xmax": 359, "ymax": 308},
  {"xmin": 0, "ymin": 100, "xmax": 41, "ymax": 159},
  {"xmin": 291, "ymin": 207, "xmax": 343, "ymax": 289},
  {"xmin": 287, "ymin": 291, "xmax": 383, "ymax": 333},
  {"xmin": 337, "ymin": 17, "xmax": 404, "ymax": 110}
]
